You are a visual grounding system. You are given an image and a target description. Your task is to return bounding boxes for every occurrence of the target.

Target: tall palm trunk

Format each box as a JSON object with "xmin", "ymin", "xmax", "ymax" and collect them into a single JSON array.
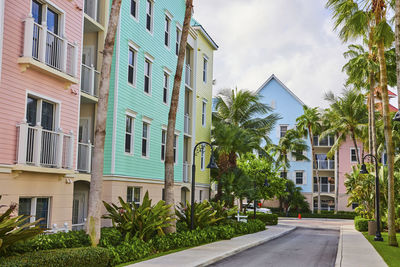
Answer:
[
  {"xmin": 368, "ymin": 29, "xmax": 378, "ymax": 158},
  {"xmin": 350, "ymin": 130, "xmax": 361, "ymax": 164},
  {"xmin": 335, "ymin": 145, "xmax": 339, "ymax": 214},
  {"xmin": 309, "ymin": 127, "xmax": 320, "ymax": 214},
  {"xmin": 375, "ymin": 3, "xmax": 398, "ymax": 247},
  {"xmin": 396, "ymin": 0, "xmax": 400, "ymax": 108},
  {"xmin": 87, "ymin": 0, "xmax": 122, "ymax": 246},
  {"xmin": 164, "ymin": 0, "xmax": 193, "ymax": 234}
]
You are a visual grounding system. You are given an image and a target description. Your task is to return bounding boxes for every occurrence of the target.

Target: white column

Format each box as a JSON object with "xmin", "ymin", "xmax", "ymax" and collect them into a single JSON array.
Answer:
[
  {"xmin": 73, "ymin": 42, "xmax": 79, "ymax": 77},
  {"xmin": 68, "ymin": 131, "xmax": 74, "ymax": 169},
  {"xmin": 38, "ymin": 22, "xmax": 47, "ymax": 63},
  {"xmin": 56, "ymin": 130, "xmax": 64, "ymax": 168},
  {"xmin": 17, "ymin": 121, "xmax": 28, "ymax": 164},
  {"xmin": 61, "ymin": 38, "xmax": 67, "ymax": 73},
  {"xmin": 33, "ymin": 125, "xmax": 42, "ymax": 166},
  {"xmin": 87, "ymin": 140, "xmax": 92, "ymax": 173},
  {"xmin": 23, "ymin": 16, "xmax": 34, "ymax": 58},
  {"xmin": 90, "ymin": 64, "xmax": 95, "ymax": 95}
]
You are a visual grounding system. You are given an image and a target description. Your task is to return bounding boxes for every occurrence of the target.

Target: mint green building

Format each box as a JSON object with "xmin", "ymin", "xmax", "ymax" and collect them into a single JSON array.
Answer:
[{"xmin": 101, "ymin": 0, "xmax": 217, "ymax": 207}]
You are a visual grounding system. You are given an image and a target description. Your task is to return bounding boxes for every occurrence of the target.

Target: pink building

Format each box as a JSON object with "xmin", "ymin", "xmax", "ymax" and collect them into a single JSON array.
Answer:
[{"xmin": 0, "ymin": 0, "xmax": 83, "ymax": 228}]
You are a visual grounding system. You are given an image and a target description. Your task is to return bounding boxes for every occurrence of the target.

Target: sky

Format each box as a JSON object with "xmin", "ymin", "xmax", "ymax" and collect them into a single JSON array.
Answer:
[{"xmin": 193, "ymin": 0, "xmax": 353, "ymax": 108}]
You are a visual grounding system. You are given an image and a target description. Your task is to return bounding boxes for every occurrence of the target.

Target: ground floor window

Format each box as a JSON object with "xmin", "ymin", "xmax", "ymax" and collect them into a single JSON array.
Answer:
[
  {"xmin": 127, "ymin": 186, "xmax": 141, "ymax": 205},
  {"xmin": 18, "ymin": 197, "xmax": 50, "ymax": 228}
]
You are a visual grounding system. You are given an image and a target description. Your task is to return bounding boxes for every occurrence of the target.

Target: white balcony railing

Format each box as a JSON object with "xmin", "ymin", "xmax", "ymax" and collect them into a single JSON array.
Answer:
[
  {"xmin": 185, "ymin": 64, "xmax": 191, "ymax": 87},
  {"xmin": 23, "ymin": 16, "xmax": 78, "ymax": 77},
  {"xmin": 314, "ymin": 160, "xmax": 335, "ymax": 170},
  {"xmin": 183, "ymin": 163, "xmax": 190, "ymax": 183},
  {"xmin": 314, "ymin": 184, "xmax": 335, "ymax": 193},
  {"xmin": 184, "ymin": 114, "xmax": 191, "ymax": 135},
  {"xmin": 17, "ymin": 122, "xmax": 74, "ymax": 169},
  {"xmin": 81, "ymin": 64, "xmax": 100, "ymax": 97},
  {"xmin": 77, "ymin": 142, "xmax": 93, "ymax": 173}
]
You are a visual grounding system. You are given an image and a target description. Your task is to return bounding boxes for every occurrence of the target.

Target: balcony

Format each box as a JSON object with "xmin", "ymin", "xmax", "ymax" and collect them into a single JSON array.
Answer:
[
  {"xmin": 81, "ymin": 64, "xmax": 100, "ymax": 98},
  {"xmin": 183, "ymin": 162, "xmax": 190, "ymax": 183},
  {"xmin": 184, "ymin": 114, "xmax": 191, "ymax": 135},
  {"xmin": 185, "ymin": 64, "xmax": 191, "ymax": 87},
  {"xmin": 314, "ymin": 160, "xmax": 335, "ymax": 170},
  {"xmin": 18, "ymin": 16, "xmax": 78, "ymax": 86},
  {"xmin": 77, "ymin": 142, "xmax": 93, "ymax": 173},
  {"xmin": 16, "ymin": 123, "xmax": 74, "ymax": 170},
  {"xmin": 313, "ymin": 135, "xmax": 335, "ymax": 147},
  {"xmin": 314, "ymin": 184, "xmax": 335, "ymax": 193}
]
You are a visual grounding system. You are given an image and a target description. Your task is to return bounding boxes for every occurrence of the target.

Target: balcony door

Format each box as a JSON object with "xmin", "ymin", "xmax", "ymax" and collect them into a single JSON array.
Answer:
[
  {"xmin": 79, "ymin": 118, "xmax": 91, "ymax": 143},
  {"xmin": 26, "ymin": 96, "xmax": 55, "ymax": 131}
]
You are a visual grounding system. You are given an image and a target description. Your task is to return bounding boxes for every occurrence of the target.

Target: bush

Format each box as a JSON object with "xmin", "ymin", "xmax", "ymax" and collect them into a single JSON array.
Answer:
[
  {"xmin": 0, "ymin": 247, "xmax": 111, "ymax": 267},
  {"xmin": 6, "ymin": 230, "xmax": 91, "ymax": 255},
  {"xmin": 175, "ymin": 200, "xmax": 223, "ymax": 229},
  {"xmin": 252, "ymin": 213, "xmax": 278, "ymax": 225},
  {"xmin": 209, "ymin": 201, "xmax": 238, "ymax": 224},
  {"xmin": 99, "ymin": 227, "xmax": 123, "ymax": 247},
  {"xmin": 274, "ymin": 211, "xmax": 356, "ymax": 220},
  {"xmin": 107, "ymin": 238, "xmax": 152, "ymax": 266},
  {"xmin": 354, "ymin": 216, "xmax": 372, "ymax": 232}
]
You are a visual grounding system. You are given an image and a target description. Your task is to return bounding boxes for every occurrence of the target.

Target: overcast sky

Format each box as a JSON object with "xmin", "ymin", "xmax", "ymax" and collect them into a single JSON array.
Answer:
[{"xmin": 194, "ymin": 0, "xmax": 351, "ymax": 108}]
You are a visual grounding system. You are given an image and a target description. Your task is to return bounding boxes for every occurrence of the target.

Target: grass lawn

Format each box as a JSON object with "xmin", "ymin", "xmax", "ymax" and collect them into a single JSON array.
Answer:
[{"xmin": 363, "ymin": 232, "xmax": 400, "ymax": 267}]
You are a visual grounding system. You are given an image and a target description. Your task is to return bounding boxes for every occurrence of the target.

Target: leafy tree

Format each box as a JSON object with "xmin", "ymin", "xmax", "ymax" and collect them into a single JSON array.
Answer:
[{"xmin": 281, "ymin": 180, "xmax": 311, "ymax": 214}]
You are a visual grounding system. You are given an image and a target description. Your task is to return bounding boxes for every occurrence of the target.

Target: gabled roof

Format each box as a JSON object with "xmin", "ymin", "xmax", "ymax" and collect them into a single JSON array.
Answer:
[
  {"xmin": 255, "ymin": 74, "xmax": 305, "ymax": 106},
  {"xmin": 192, "ymin": 24, "xmax": 219, "ymax": 50}
]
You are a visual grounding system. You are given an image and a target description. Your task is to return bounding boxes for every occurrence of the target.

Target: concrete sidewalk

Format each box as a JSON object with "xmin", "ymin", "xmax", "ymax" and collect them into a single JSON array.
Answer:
[
  {"xmin": 335, "ymin": 224, "xmax": 387, "ymax": 267},
  {"xmin": 128, "ymin": 224, "xmax": 296, "ymax": 267}
]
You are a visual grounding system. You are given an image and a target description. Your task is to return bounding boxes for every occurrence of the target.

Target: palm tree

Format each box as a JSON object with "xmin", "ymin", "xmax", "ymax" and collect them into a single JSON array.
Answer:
[
  {"xmin": 395, "ymin": 0, "xmax": 400, "ymax": 108},
  {"xmin": 323, "ymin": 89, "xmax": 368, "ymax": 165},
  {"xmin": 296, "ymin": 106, "xmax": 322, "ymax": 213},
  {"xmin": 164, "ymin": 0, "xmax": 193, "ymax": 234},
  {"xmin": 87, "ymin": 0, "xmax": 122, "ymax": 246}
]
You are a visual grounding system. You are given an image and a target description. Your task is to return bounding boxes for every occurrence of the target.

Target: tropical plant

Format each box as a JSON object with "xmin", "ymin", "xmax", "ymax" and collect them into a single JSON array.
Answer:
[
  {"xmin": 0, "ymin": 201, "xmax": 44, "ymax": 255},
  {"xmin": 209, "ymin": 201, "xmax": 238, "ymax": 224},
  {"xmin": 88, "ymin": 0, "xmax": 122, "ymax": 245},
  {"xmin": 296, "ymin": 106, "xmax": 322, "ymax": 213},
  {"xmin": 102, "ymin": 191, "xmax": 174, "ymax": 241},
  {"xmin": 281, "ymin": 180, "xmax": 311, "ymax": 214},
  {"xmin": 175, "ymin": 200, "xmax": 223, "ymax": 229}
]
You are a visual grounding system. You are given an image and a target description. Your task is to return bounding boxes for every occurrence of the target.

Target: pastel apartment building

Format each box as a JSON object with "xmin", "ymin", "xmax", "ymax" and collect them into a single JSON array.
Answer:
[{"xmin": 0, "ymin": 0, "xmax": 82, "ymax": 227}]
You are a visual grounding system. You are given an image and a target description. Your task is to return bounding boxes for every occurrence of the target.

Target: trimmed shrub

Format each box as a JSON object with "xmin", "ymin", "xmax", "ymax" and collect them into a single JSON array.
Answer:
[
  {"xmin": 99, "ymin": 227, "xmax": 123, "ymax": 247},
  {"xmin": 6, "ymin": 230, "xmax": 91, "ymax": 255},
  {"xmin": 107, "ymin": 238, "xmax": 152, "ymax": 266},
  {"xmin": 0, "ymin": 247, "xmax": 110, "ymax": 267},
  {"xmin": 354, "ymin": 216, "xmax": 371, "ymax": 232},
  {"xmin": 252, "ymin": 213, "xmax": 278, "ymax": 225},
  {"xmin": 274, "ymin": 211, "xmax": 356, "ymax": 220}
]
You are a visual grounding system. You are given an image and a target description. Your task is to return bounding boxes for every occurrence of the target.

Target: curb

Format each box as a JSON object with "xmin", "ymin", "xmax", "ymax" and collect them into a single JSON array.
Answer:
[
  {"xmin": 335, "ymin": 225, "xmax": 343, "ymax": 267},
  {"xmin": 197, "ymin": 226, "xmax": 297, "ymax": 267}
]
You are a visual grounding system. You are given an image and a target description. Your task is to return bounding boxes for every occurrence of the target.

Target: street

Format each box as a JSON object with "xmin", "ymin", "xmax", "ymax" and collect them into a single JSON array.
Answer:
[{"xmin": 208, "ymin": 227, "xmax": 339, "ymax": 267}]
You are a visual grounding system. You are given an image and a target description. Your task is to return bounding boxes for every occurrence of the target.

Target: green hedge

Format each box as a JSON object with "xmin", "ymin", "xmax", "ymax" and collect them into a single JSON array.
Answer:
[
  {"xmin": 250, "ymin": 213, "xmax": 278, "ymax": 225},
  {"xmin": 354, "ymin": 217, "xmax": 372, "ymax": 232},
  {"xmin": 0, "ymin": 247, "xmax": 111, "ymax": 267},
  {"xmin": 274, "ymin": 211, "xmax": 356, "ymax": 220}
]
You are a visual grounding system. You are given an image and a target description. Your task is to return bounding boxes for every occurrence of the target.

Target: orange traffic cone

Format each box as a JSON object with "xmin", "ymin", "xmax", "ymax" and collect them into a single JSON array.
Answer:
[{"xmin": 298, "ymin": 213, "xmax": 302, "ymax": 219}]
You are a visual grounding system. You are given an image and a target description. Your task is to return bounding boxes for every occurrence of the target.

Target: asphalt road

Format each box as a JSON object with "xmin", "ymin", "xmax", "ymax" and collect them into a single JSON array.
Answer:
[{"xmin": 208, "ymin": 228, "xmax": 339, "ymax": 267}]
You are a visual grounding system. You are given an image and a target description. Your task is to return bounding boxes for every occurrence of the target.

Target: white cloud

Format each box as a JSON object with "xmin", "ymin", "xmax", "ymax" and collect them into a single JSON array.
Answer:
[{"xmin": 194, "ymin": 0, "xmax": 350, "ymax": 108}]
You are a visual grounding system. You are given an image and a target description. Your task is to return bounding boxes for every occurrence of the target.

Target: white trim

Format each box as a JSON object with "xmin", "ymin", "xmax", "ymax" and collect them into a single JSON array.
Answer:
[
  {"xmin": 255, "ymin": 74, "xmax": 305, "ymax": 106},
  {"xmin": 0, "ymin": 0, "xmax": 4, "ymax": 82},
  {"xmin": 111, "ymin": 13, "xmax": 122, "ymax": 174},
  {"xmin": 350, "ymin": 147, "xmax": 358, "ymax": 163},
  {"xmin": 192, "ymin": 25, "xmax": 219, "ymax": 50},
  {"xmin": 141, "ymin": 121, "xmax": 150, "ymax": 158},
  {"xmin": 142, "ymin": 115, "xmax": 152, "ymax": 124},
  {"xmin": 124, "ymin": 114, "xmax": 135, "ymax": 155},
  {"xmin": 144, "ymin": 52, "xmax": 154, "ymax": 62},
  {"xmin": 25, "ymin": 90, "xmax": 61, "ymax": 130},
  {"xmin": 164, "ymin": 9, "xmax": 173, "ymax": 20},
  {"xmin": 162, "ymin": 71, "xmax": 169, "ymax": 105},
  {"xmin": 130, "ymin": 0, "xmax": 139, "ymax": 22},
  {"xmin": 145, "ymin": 0, "xmax": 154, "ymax": 35},
  {"xmin": 128, "ymin": 44, "xmax": 138, "ymax": 88},
  {"xmin": 144, "ymin": 57, "xmax": 152, "ymax": 95},
  {"xmin": 125, "ymin": 109, "xmax": 137, "ymax": 118},
  {"xmin": 163, "ymin": 66, "xmax": 172, "ymax": 75},
  {"xmin": 202, "ymin": 55, "xmax": 208, "ymax": 84},
  {"xmin": 164, "ymin": 14, "xmax": 171, "ymax": 49},
  {"xmin": 201, "ymin": 99, "xmax": 207, "ymax": 127},
  {"xmin": 200, "ymin": 143, "xmax": 205, "ymax": 171}
]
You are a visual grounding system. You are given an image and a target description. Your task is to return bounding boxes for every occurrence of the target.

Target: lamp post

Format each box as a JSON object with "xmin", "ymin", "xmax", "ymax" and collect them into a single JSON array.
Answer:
[
  {"xmin": 360, "ymin": 154, "xmax": 383, "ymax": 241},
  {"xmin": 253, "ymin": 177, "xmax": 269, "ymax": 219},
  {"xmin": 191, "ymin": 141, "xmax": 218, "ymax": 230}
]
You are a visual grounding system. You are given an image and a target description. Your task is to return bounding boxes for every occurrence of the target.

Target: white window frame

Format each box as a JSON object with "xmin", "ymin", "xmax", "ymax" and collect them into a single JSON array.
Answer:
[
  {"xmin": 173, "ymin": 134, "xmax": 178, "ymax": 164},
  {"xmin": 141, "ymin": 120, "xmax": 150, "ymax": 158},
  {"xmin": 25, "ymin": 91, "xmax": 61, "ymax": 130},
  {"xmin": 201, "ymin": 99, "xmax": 207, "ymax": 127},
  {"xmin": 176, "ymin": 26, "xmax": 181, "ymax": 56},
  {"xmin": 199, "ymin": 190, "xmax": 203, "ymax": 202},
  {"xmin": 127, "ymin": 186, "xmax": 141, "ymax": 205},
  {"xmin": 161, "ymin": 129, "xmax": 166, "ymax": 161},
  {"xmin": 350, "ymin": 148, "xmax": 358, "ymax": 163},
  {"xmin": 279, "ymin": 124, "xmax": 288, "ymax": 138},
  {"xmin": 295, "ymin": 171, "xmax": 304, "ymax": 185},
  {"xmin": 203, "ymin": 55, "xmax": 208, "ymax": 83},
  {"xmin": 201, "ymin": 143, "xmax": 205, "ymax": 171},
  {"xmin": 30, "ymin": 0, "xmax": 66, "ymax": 37},
  {"xmin": 128, "ymin": 43, "xmax": 138, "ymax": 87},
  {"xmin": 164, "ymin": 13, "xmax": 171, "ymax": 49},
  {"xmin": 145, "ymin": 0, "xmax": 154, "ymax": 34},
  {"xmin": 163, "ymin": 71, "xmax": 169, "ymax": 105},
  {"xmin": 125, "ymin": 110, "xmax": 136, "ymax": 155},
  {"xmin": 144, "ymin": 54, "xmax": 153, "ymax": 95},
  {"xmin": 18, "ymin": 197, "xmax": 50, "ymax": 227},
  {"xmin": 130, "ymin": 0, "xmax": 139, "ymax": 21}
]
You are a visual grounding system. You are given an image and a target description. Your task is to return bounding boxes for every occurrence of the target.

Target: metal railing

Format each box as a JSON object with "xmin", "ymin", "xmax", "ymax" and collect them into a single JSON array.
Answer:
[
  {"xmin": 45, "ymin": 31, "xmax": 63, "ymax": 70},
  {"xmin": 314, "ymin": 160, "xmax": 335, "ymax": 170},
  {"xmin": 185, "ymin": 64, "xmax": 191, "ymax": 87},
  {"xmin": 314, "ymin": 184, "xmax": 335, "ymax": 193},
  {"xmin": 77, "ymin": 142, "xmax": 93, "ymax": 173},
  {"xmin": 81, "ymin": 64, "xmax": 100, "ymax": 97},
  {"xmin": 32, "ymin": 22, "xmax": 40, "ymax": 59},
  {"xmin": 184, "ymin": 114, "xmax": 191, "ymax": 135},
  {"xmin": 17, "ymin": 123, "xmax": 74, "ymax": 169},
  {"xmin": 183, "ymin": 163, "xmax": 190, "ymax": 183}
]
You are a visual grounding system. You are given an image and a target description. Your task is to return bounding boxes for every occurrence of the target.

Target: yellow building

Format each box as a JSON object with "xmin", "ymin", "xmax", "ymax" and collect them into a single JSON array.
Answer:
[{"xmin": 192, "ymin": 24, "xmax": 218, "ymax": 201}]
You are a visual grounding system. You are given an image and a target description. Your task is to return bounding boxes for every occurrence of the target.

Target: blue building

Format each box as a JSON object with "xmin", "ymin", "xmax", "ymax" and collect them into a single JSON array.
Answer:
[{"xmin": 255, "ymin": 74, "xmax": 313, "ymax": 206}]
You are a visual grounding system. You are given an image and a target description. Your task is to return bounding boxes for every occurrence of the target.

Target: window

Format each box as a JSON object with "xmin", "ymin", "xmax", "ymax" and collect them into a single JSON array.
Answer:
[
  {"xmin": 295, "ymin": 172, "xmax": 303, "ymax": 185},
  {"xmin": 350, "ymin": 148, "xmax": 357, "ymax": 163},
  {"xmin": 130, "ymin": 0, "xmax": 138, "ymax": 19},
  {"xmin": 46, "ymin": 8, "xmax": 59, "ymax": 35},
  {"xmin": 162, "ymin": 188, "xmax": 165, "ymax": 201},
  {"xmin": 199, "ymin": 190, "xmax": 203, "ymax": 202},
  {"xmin": 201, "ymin": 144, "xmax": 205, "ymax": 170},
  {"xmin": 164, "ymin": 15, "xmax": 170, "ymax": 47},
  {"xmin": 125, "ymin": 115, "xmax": 134, "ymax": 153},
  {"xmin": 173, "ymin": 134, "xmax": 178, "ymax": 163},
  {"xmin": 128, "ymin": 47, "xmax": 137, "ymax": 86},
  {"xmin": 295, "ymin": 150, "xmax": 303, "ymax": 161},
  {"xmin": 26, "ymin": 96, "xmax": 56, "ymax": 131},
  {"xmin": 176, "ymin": 27, "xmax": 181, "ymax": 56},
  {"xmin": 146, "ymin": 0, "xmax": 153, "ymax": 32},
  {"xmin": 127, "ymin": 187, "xmax": 141, "ymax": 204},
  {"xmin": 161, "ymin": 130, "xmax": 166, "ymax": 161},
  {"xmin": 163, "ymin": 72, "xmax": 169, "ymax": 104},
  {"xmin": 280, "ymin": 125, "xmax": 288, "ymax": 138},
  {"xmin": 280, "ymin": 171, "xmax": 287, "ymax": 179},
  {"xmin": 203, "ymin": 57, "xmax": 208, "ymax": 83},
  {"xmin": 352, "ymin": 202, "xmax": 359, "ymax": 210},
  {"xmin": 202, "ymin": 101, "xmax": 206, "ymax": 127},
  {"xmin": 142, "ymin": 122, "xmax": 149, "ymax": 157},
  {"xmin": 144, "ymin": 59, "xmax": 151, "ymax": 94},
  {"xmin": 18, "ymin": 197, "xmax": 49, "ymax": 228},
  {"xmin": 32, "ymin": 1, "xmax": 42, "ymax": 24}
]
